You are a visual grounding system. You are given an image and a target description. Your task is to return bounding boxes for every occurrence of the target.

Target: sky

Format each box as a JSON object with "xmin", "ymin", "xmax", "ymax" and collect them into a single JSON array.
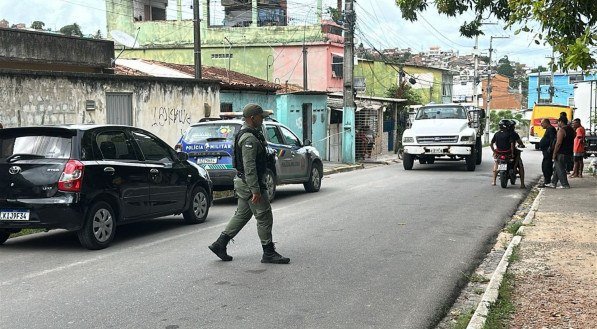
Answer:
[{"xmin": 0, "ymin": 0, "xmax": 554, "ymax": 68}]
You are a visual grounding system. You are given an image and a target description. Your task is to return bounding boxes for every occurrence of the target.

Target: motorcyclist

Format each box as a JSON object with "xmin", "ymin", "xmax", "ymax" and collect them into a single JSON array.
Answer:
[
  {"xmin": 508, "ymin": 119, "xmax": 526, "ymax": 188},
  {"xmin": 490, "ymin": 119, "xmax": 515, "ymax": 186}
]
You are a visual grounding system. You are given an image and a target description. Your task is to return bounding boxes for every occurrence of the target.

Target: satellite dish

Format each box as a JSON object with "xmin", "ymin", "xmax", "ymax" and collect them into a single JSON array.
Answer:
[{"xmin": 110, "ymin": 30, "xmax": 138, "ymax": 48}]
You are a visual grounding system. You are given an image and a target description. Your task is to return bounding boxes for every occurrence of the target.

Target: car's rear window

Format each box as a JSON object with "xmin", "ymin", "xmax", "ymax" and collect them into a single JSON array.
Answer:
[
  {"xmin": 0, "ymin": 135, "xmax": 72, "ymax": 159},
  {"xmin": 184, "ymin": 123, "xmax": 240, "ymax": 142}
]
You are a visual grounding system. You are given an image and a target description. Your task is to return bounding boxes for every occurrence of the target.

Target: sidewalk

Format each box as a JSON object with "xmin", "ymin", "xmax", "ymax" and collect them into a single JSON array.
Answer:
[
  {"xmin": 323, "ymin": 153, "xmax": 400, "ymax": 175},
  {"xmin": 507, "ymin": 174, "xmax": 597, "ymax": 327}
]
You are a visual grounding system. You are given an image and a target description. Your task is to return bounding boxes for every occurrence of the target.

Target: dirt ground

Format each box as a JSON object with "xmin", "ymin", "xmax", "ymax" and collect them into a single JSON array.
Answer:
[{"xmin": 509, "ymin": 209, "xmax": 597, "ymax": 328}]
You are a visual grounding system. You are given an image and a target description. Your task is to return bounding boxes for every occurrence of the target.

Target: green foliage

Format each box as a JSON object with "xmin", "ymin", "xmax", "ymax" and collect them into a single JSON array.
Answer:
[
  {"xmin": 387, "ymin": 82, "xmax": 423, "ymax": 107},
  {"xmin": 497, "ymin": 56, "xmax": 515, "ymax": 79},
  {"xmin": 93, "ymin": 29, "xmax": 103, "ymax": 39},
  {"xmin": 59, "ymin": 23, "xmax": 83, "ymax": 37},
  {"xmin": 484, "ymin": 272, "xmax": 516, "ymax": 328},
  {"xmin": 489, "ymin": 110, "xmax": 528, "ymax": 133},
  {"xmin": 395, "ymin": 0, "xmax": 597, "ymax": 70},
  {"xmin": 30, "ymin": 21, "xmax": 45, "ymax": 30},
  {"xmin": 326, "ymin": 7, "xmax": 343, "ymax": 24}
]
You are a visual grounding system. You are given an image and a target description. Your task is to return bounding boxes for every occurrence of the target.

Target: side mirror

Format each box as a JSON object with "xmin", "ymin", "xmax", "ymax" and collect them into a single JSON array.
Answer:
[
  {"xmin": 304, "ymin": 139, "xmax": 312, "ymax": 146},
  {"xmin": 177, "ymin": 151, "xmax": 189, "ymax": 161}
]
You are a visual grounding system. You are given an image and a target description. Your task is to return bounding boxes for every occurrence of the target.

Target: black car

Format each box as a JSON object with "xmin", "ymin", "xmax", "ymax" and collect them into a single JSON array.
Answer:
[{"xmin": 0, "ymin": 125, "xmax": 212, "ymax": 250}]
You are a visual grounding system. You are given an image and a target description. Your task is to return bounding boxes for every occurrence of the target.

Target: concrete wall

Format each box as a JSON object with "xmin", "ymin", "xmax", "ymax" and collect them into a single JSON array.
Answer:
[
  {"xmin": 275, "ymin": 93, "xmax": 328, "ymax": 157},
  {"xmin": 220, "ymin": 90, "xmax": 276, "ymax": 113},
  {"xmin": 0, "ymin": 70, "xmax": 220, "ymax": 145},
  {"xmin": 0, "ymin": 28, "xmax": 114, "ymax": 72}
]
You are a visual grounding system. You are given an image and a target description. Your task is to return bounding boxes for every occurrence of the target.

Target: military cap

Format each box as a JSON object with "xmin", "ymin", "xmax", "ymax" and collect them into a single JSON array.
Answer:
[{"xmin": 242, "ymin": 103, "xmax": 271, "ymax": 118}]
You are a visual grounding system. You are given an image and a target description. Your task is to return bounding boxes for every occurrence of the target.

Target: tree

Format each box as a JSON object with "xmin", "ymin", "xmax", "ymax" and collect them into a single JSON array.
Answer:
[
  {"xmin": 395, "ymin": 0, "xmax": 597, "ymax": 70},
  {"xmin": 497, "ymin": 56, "xmax": 515, "ymax": 79},
  {"xmin": 59, "ymin": 23, "xmax": 83, "ymax": 37},
  {"xmin": 30, "ymin": 21, "xmax": 45, "ymax": 30},
  {"xmin": 489, "ymin": 110, "xmax": 529, "ymax": 134}
]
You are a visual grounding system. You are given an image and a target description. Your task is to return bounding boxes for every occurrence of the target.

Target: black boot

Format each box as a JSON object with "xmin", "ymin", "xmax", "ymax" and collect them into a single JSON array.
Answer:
[
  {"xmin": 261, "ymin": 242, "xmax": 290, "ymax": 264},
  {"xmin": 208, "ymin": 233, "xmax": 233, "ymax": 261}
]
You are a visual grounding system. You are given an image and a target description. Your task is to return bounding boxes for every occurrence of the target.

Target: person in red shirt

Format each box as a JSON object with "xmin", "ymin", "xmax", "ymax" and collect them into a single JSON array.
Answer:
[{"xmin": 570, "ymin": 118, "xmax": 586, "ymax": 178}]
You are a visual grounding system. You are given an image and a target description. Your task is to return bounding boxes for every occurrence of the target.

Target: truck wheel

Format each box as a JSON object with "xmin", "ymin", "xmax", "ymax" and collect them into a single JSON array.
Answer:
[
  {"xmin": 475, "ymin": 139, "xmax": 482, "ymax": 165},
  {"xmin": 465, "ymin": 151, "xmax": 476, "ymax": 171},
  {"xmin": 499, "ymin": 171, "xmax": 508, "ymax": 188},
  {"xmin": 403, "ymin": 153, "xmax": 414, "ymax": 170}
]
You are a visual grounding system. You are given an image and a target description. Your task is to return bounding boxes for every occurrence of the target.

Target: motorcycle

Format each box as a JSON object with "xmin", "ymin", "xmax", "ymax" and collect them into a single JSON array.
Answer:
[{"xmin": 495, "ymin": 150, "xmax": 517, "ymax": 188}]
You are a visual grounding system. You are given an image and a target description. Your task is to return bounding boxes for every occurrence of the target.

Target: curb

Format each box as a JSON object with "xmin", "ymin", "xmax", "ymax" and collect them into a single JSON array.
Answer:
[
  {"xmin": 466, "ymin": 187, "xmax": 545, "ymax": 328},
  {"xmin": 323, "ymin": 164, "xmax": 364, "ymax": 176}
]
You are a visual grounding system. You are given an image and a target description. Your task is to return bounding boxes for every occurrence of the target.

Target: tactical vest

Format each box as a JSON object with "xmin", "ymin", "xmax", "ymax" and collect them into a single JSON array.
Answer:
[{"xmin": 233, "ymin": 127, "xmax": 268, "ymax": 188}]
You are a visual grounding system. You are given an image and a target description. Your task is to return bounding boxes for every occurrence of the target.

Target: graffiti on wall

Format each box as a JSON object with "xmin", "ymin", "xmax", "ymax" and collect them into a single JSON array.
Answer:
[{"xmin": 152, "ymin": 107, "xmax": 192, "ymax": 127}]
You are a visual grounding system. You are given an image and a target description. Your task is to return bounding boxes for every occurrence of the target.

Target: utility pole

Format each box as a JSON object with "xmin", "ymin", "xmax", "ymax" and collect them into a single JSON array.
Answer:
[
  {"xmin": 342, "ymin": 0, "xmax": 355, "ymax": 163},
  {"xmin": 473, "ymin": 22, "xmax": 496, "ymax": 107},
  {"xmin": 484, "ymin": 35, "xmax": 509, "ymax": 143},
  {"xmin": 302, "ymin": 45, "xmax": 308, "ymax": 90},
  {"xmin": 547, "ymin": 50, "xmax": 555, "ymax": 103},
  {"xmin": 537, "ymin": 68, "xmax": 542, "ymax": 103},
  {"xmin": 193, "ymin": 0, "xmax": 201, "ymax": 79}
]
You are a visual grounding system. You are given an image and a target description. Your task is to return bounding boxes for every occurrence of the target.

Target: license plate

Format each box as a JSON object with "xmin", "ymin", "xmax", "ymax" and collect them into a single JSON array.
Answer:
[
  {"xmin": 427, "ymin": 147, "xmax": 444, "ymax": 154},
  {"xmin": 498, "ymin": 164, "xmax": 507, "ymax": 171},
  {"xmin": 197, "ymin": 157, "xmax": 218, "ymax": 164},
  {"xmin": 0, "ymin": 210, "xmax": 30, "ymax": 221}
]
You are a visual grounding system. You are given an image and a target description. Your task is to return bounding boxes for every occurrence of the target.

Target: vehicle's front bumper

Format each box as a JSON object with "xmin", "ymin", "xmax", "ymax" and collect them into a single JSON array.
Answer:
[
  {"xmin": 0, "ymin": 194, "xmax": 84, "ymax": 231},
  {"xmin": 403, "ymin": 145, "xmax": 473, "ymax": 156},
  {"xmin": 207, "ymin": 169, "xmax": 237, "ymax": 190}
]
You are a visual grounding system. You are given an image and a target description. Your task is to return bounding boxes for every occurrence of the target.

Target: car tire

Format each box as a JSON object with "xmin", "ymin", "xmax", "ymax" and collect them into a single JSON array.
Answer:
[
  {"xmin": 183, "ymin": 186, "xmax": 210, "ymax": 224},
  {"xmin": 403, "ymin": 153, "xmax": 414, "ymax": 170},
  {"xmin": 0, "ymin": 230, "xmax": 10, "ymax": 245},
  {"xmin": 264, "ymin": 169, "xmax": 276, "ymax": 202},
  {"xmin": 304, "ymin": 163, "xmax": 322, "ymax": 193},
  {"xmin": 77, "ymin": 201, "xmax": 116, "ymax": 250}
]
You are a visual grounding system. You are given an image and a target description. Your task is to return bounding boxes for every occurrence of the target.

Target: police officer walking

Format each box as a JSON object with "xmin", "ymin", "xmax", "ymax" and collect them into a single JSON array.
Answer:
[{"xmin": 208, "ymin": 104, "xmax": 290, "ymax": 264}]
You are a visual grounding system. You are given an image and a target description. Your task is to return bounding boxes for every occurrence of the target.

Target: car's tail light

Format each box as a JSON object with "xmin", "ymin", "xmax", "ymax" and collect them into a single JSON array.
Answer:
[
  {"xmin": 499, "ymin": 155, "xmax": 506, "ymax": 160},
  {"xmin": 175, "ymin": 144, "xmax": 182, "ymax": 151},
  {"xmin": 58, "ymin": 160, "xmax": 85, "ymax": 192}
]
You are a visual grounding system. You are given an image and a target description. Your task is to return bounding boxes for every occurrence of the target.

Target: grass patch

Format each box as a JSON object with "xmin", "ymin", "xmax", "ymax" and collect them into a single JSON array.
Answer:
[
  {"xmin": 9, "ymin": 228, "xmax": 45, "ymax": 239},
  {"xmin": 468, "ymin": 273, "xmax": 490, "ymax": 284},
  {"xmin": 508, "ymin": 245, "xmax": 521, "ymax": 263},
  {"xmin": 505, "ymin": 221, "xmax": 523, "ymax": 235},
  {"xmin": 484, "ymin": 272, "xmax": 516, "ymax": 328},
  {"xmin": 452, "ymin": 308, "xmax": 475, "ymax": 329}
]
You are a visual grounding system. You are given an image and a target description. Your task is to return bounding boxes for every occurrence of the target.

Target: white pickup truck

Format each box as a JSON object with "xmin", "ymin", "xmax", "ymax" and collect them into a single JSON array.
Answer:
[{"xmin": 401, "ymin": 104, "xmax": 485, "ymax": 171}]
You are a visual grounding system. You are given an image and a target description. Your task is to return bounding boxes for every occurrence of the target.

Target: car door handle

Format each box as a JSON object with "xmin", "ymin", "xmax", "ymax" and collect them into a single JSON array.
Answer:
[
  {"xmin": 150, "ymin": 168, "xmax": 159, "ymax": 175},
  {"xmin": 103, "ymin": 167, "xmax": 115, "ymax": 175}
]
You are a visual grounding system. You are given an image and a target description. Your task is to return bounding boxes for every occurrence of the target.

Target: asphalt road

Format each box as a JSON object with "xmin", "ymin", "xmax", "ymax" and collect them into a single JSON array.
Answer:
[{"xmin": 0, "ymin": 148, "xmax": 543, "ymax": 329}]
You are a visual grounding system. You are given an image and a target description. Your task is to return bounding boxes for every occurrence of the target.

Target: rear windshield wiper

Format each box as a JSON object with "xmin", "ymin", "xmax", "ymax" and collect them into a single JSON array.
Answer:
[{"xmin": 6, "ymin": 153, "xmax": 47, "ymax": 162}]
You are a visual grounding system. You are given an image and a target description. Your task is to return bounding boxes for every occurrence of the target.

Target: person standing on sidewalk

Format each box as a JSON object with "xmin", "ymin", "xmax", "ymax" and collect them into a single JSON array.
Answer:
[
  {"xmin": 570, "ymin": 118, "xmax": 586, "ymax": 178},
  {"xmin": 547, "ymin": 117, "xmax": 573, "ymax": 188},
  {"xmin": 208, "ymin": 104, "xmax": 290, "ymax": 264},
  {"xmin": 538, "ymin": 118, "xmax": 557, "ymax": 187}
]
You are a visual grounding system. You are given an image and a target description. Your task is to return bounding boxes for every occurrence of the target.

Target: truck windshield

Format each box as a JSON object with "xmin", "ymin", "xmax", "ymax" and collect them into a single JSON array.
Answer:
[
  {"xmin": 416, "ymin": 107, "xmax": 467, "ymax": 120},
  {"xmin": 183, "ymin": 123, "xmax": 240, "ymax": 143}
]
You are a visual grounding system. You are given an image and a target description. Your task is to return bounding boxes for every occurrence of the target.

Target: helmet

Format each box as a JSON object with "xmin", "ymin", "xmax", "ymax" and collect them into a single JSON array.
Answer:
[
  {"xmin": 498, "ymin": 119, "xmax": 512, "ymax": 129},
  {"xmin": 509, "ymin": 119, "xmax": 517, "ymax": 127}
]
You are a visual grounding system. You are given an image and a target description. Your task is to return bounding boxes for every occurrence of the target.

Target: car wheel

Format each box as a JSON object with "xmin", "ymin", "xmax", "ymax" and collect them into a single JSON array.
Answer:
[
  {"xmin": 0, "ymin": 230, "xmax": 10, "ymax": 245},
  {"xmin": 264, "ymin": 169, "xmax": 276, "ymax": 202},
  {"xmin": 183, "ymin": 186, "xmax": 210, "ymax": 224},
  {"xmin": 77, "ymin": 201, "xmax": 116, "ymax": 250},
  {"xmin": 403, "ymin": 153, "xmax": 414, "ymax": 170},
  {"xmin": 304, "ymin": 164, "xmax": 322, "ymax": 193}
]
